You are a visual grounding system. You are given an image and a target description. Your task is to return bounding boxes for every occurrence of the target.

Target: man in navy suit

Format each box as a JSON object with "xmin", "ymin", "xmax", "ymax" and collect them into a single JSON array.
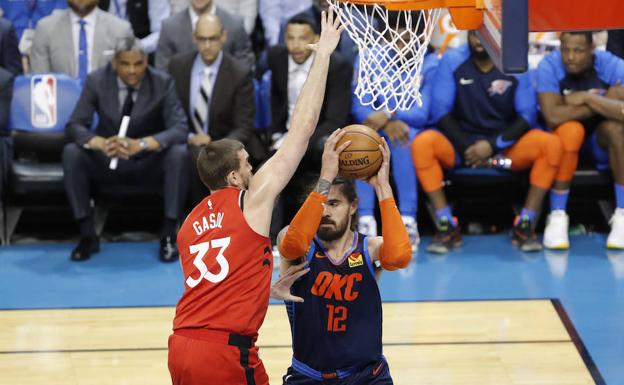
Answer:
[{"xmin": 63, "ymin": 37, "xmax": 189, "ymax": 262}]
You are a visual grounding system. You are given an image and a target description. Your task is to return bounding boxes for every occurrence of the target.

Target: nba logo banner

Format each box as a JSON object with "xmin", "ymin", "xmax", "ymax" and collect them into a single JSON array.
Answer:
[{"xmin": 31, "ymin": 75, "xmax": 57, "ymax": 128}]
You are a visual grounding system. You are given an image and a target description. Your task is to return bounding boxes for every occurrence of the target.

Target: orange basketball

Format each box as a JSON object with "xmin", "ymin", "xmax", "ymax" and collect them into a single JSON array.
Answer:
[{"xmin": 336, "ymin": 124, "xmax": 383, "ymax": 180}]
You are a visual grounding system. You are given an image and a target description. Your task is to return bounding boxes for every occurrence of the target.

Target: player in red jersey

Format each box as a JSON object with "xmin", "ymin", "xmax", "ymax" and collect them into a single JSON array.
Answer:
[{"xmin": 167, "ymin": 9, "xmax": 344, "ymax": 385}]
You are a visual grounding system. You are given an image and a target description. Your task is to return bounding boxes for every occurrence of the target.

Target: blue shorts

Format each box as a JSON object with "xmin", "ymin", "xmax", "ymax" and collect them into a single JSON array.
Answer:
[{"xmin": 282, "ymin": 357, "xmax": 393, "ymax": 385}]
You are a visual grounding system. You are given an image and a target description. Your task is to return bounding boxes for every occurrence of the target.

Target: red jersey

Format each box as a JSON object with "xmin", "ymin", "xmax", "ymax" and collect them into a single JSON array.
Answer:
[{"xmin": 173, "ymin": 188, "xmax": 273, "ymax": 338}]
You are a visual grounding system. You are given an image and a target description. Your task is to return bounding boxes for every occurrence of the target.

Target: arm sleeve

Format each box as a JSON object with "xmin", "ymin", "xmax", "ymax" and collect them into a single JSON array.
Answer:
[
  {"xmin": 226, "ymin": 68, "xmax": 255, "ymax": 143},
  {"xmin": 378, "ymin": 198, "xmax": 412, "ymax": 271},
  {"xmin": 153, "ymin": 77, "xmax": 189, "ymax": 147},
  {"xmin": 278, "ymin": 191, "xmax": 327, "ymax": 260},
  {"xmin": 30, "ymin": 22, "xmax": 50, "ymax": 74},
  {"xmin": 0, "ymin": 71, "xmax": 13, "ymax": 131},
  {"xmin": 154, "ymin": 22, "xmax": 172, "ymax": 71}
]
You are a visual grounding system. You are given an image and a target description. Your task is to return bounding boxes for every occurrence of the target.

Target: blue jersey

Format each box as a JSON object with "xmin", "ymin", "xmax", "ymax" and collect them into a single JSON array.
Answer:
[
  {"xmin": 431, "ymin": 44, "xmax": 537, "ymax": 138},
  {"xmin": 286, "ymin": 232, "xmax": 383, "ymax": 375},
  {"xmin": 536, "ymin": 50, "xmax": 624, "ymax": 129}
]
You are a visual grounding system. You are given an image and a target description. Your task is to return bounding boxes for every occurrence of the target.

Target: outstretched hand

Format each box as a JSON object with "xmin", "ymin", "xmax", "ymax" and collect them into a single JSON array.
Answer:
[
  {"xmin": 270, "ymin": 262, "xmax": 310, "ymax": 303},
  {"xmin": 307, "ymin": 8, "xmax": 344, "ymax": 57},
  {"xmin": 367, "ymin": 137, "xmax": 391, "ymax": 189},
  {"xmin": 320, "ymin": 128, "xmax": 351, "ymax": 182}
]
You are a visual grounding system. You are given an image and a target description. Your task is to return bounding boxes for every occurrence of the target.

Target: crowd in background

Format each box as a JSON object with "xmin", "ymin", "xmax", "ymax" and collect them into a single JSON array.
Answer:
[{"xmin": 0, "ymin": 0, "xmax": 623, "ymax": 261}]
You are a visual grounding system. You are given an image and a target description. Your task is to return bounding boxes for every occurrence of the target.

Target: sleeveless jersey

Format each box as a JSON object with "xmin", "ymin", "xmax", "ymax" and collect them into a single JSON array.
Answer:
[
  {"xmin": 173, "ymin": 188, "xmax": 273, "ymax": 338},
  {"xmin": 286, "ymin": 232, "xmax": 383, "ymax": 372}
]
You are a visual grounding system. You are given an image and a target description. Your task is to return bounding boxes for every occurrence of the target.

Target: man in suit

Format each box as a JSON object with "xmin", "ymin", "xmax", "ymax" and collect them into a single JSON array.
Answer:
[
  {"xmin": 155, "ymin": 0, "xmax": 253, "ymax": 71},
  {"xmin": 267, "ymin": 14, "xmax": 351, "ymax": 241},
  {"xmin": 168, "ymin": 13, "xmax": 256, "ymax": 207},
  {"xmin": 63, "ymin": 37, "xmax": 189, "ymax": 262},
  {"xmin": 30, "ymin": 0, "xmax": 133, "ymax": 82},
  {"xmin": 269, "ymin": 15, "xmax": 351, "ymax": 171},
  {"xmin": 0, "ymin": 17, "xmax": 22, "ymax": 75}
]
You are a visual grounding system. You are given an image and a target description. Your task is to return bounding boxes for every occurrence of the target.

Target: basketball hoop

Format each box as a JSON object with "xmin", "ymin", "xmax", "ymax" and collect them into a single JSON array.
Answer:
[{"xmin": 327, "ymin": 0, "xmax": 442, "ymax": 111}]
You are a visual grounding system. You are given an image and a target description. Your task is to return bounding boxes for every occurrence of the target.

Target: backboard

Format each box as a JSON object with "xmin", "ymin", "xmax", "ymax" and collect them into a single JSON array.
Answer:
[{"xmin": 478, "ymin": 0, "xmax": 624, "ymax": 73}]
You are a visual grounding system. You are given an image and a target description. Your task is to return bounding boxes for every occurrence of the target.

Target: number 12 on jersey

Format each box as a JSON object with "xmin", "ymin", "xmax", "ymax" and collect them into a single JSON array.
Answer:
[{"xmin": 326, "ymin": 304, "xmax": 348, "ymax": 332}]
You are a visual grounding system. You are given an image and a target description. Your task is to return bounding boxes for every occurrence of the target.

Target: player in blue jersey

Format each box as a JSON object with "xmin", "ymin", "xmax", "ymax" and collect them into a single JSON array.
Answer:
[
  {"xmin": 351, "ymin": 13, "xmax": 440, "ymax": 251},
  {"xmin": 411, "ymin": 31, "xmax": 563, "ymax": 253},
  {"xmin": 536, "ymin": 31, "xmax": 624, "ymax": 249},
  {"xmin": 273, "ymin": 128, "xmax": 412, "ymax": 384}
]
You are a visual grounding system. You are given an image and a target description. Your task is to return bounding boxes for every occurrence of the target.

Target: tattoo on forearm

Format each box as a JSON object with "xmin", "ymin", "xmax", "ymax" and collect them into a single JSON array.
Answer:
[{"xmin": 315, "ymin": 178, "xmax": 331, "ymax": 196}]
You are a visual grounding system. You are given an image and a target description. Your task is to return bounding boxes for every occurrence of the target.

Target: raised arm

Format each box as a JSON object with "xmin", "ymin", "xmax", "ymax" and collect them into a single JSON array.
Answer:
[
  {"xmin": 366, "ymin": 139, "xmax": 412, "ymax": 271},
  {"xmin": 243, "ymin": 9, "xmax": 343, "ymax": 236}
]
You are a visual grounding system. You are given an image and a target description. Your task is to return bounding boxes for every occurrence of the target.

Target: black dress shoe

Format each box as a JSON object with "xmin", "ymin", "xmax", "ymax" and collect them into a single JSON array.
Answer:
[
  {"xmin": 160, "ymin": 236, "xmax": 179, "ymax": 262},
  {"xmin": 70, "ymin": 237, "xmax": 100, "ymax": 262}
]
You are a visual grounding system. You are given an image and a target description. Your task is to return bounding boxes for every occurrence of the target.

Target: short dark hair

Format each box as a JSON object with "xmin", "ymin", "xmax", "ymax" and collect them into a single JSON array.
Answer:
[
  {"xmin": 561, "ymin": 31, "xmax": 593, "ymax": 45},
  {"xmin": 286, "ymin": 15, "xmax": 320, "ymax": 35},
  {"xmin": 197, "ymin": 139, "xmax": 245, "ymax": 191}
]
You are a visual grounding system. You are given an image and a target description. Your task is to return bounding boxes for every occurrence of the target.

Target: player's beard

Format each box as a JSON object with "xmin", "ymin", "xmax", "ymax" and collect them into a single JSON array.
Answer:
[{"xmin": 317, "ymin": 218, "xmax": 349, "ymax": 242}]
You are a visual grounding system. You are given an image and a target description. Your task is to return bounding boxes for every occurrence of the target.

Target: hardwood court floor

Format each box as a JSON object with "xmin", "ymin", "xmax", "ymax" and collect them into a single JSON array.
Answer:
[{"xmin": 0, "ymin": 300, "xmax": 596, "ymax": 385}]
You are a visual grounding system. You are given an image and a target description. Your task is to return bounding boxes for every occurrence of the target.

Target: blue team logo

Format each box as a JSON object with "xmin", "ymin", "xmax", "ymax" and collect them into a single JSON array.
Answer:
[
  {"xmin": 31, "ymin": 75, "xmax": 57, "ymax": 128},
  {"xmin": 488, "ymin": 79, "xmax": 513, "ymax": 96}
]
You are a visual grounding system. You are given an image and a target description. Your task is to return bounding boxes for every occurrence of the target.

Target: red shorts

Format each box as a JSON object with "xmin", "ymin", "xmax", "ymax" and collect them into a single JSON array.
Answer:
[{"xmin": 168, "ymin": 329, "xmax": 269, "ymax": 385}]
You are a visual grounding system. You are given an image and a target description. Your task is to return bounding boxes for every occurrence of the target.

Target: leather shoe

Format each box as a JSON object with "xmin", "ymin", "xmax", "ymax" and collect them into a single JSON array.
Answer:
[
  {"xmin": 160, "ymin": 236, "xmax": 179, "ymax": 262},
  {"xmin": 70, "ymin": 237, "xmax": 100, "ymax": 262}
]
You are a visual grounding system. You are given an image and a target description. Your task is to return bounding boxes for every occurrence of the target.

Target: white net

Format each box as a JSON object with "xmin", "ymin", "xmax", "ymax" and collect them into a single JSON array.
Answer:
[{"xmin": 327, "ymin": 0, "xmax": 441, "ymax": 112}]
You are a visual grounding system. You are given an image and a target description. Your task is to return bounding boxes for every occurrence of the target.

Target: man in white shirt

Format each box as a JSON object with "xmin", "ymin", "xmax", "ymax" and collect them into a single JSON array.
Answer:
[{"xmin": 30, "ymin": 0, "xmax": 133, "ymax": 79}]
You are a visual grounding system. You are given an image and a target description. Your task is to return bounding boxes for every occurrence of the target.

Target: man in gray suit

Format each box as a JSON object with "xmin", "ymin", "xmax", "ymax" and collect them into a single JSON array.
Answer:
[
  {"xmin": 63, "ymin": 37, "xmax": 189, "ymax": 263},
  {"xmin": 30, "ymin": 0, "xmax": 133, "ymax": 80},
  {"xmin": 155, "ymin": 0, "xmax": 253, "ymax": 71}
]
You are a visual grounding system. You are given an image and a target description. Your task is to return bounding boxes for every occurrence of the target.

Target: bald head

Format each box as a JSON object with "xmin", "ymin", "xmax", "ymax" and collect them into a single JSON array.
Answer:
[{"xmin": 194, "ymin": 14, "xmax": 227, "ymax": 65}]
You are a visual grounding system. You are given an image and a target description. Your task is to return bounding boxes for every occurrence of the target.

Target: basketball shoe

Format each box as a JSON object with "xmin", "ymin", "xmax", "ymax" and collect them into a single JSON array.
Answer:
[
  {"xmin": 427, "ymin": 217, "xmax": 461, "ymax": 254},
  {"xmin": 358, "ymin": 215, "xmax": 378, "ymax": 237},
  {"xmin": 607, "ymin": 208, "xmax": 624, "ymax": 249},
  {"xmin": 511, "ymin": 215, "xmax": 542, "ymax": 252},
  {"xmin": 402, "ymin": 215, "xmax": 420, "ymax": 252},
  {"xmin": 543, "ymin": 210, "xmax": 570, "ymax": 249}
]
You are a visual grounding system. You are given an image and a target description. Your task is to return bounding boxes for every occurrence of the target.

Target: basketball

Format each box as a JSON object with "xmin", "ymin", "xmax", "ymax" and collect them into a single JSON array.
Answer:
[{"xmin": 336, "ymin": 124, "xmax": 383, "ymax": 180}]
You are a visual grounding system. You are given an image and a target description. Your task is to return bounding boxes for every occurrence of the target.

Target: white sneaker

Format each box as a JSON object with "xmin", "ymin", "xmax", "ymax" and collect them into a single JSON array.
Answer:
[
  {"xmin": 607, "ymin": 208, "xmax": 624, "ymax": 249},
  {"xmin": 543, "ymin": 210, "xmax": 570, "ymax": 250},
  {"xmin": 358, "ymin": 215, "xmax": 378, "ymax": 237},
  {"xmin": 402, "ymin": 215, "xmax": 420, "ymax": 251}
]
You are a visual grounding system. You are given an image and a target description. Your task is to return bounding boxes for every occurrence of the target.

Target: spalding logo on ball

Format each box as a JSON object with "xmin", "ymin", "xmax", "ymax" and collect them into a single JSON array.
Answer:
[{"xmin": 336, "ymin": 124, "xmax": 383, "ymax": 180}]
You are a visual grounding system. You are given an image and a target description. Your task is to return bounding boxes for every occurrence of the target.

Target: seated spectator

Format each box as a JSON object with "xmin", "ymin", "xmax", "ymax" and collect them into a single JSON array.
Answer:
[
  {"xmin": 168, "ymin": 13, "xmax": 257, "ymax": 207},
  {"xmin": 155, "ymin": 0, "xmax": 253, "ymax": 70},
  {"xmin": 352, "ymin": 19, "xmax": 439, "ymax": 250},
  {"xmin": 63, "ymin": 37, "xmax": 189, "ymax": 262},
  {"xmin": 412, "ymin": 31, "xmax": 563, "ymax": 253},
  {"xmin": 214, "ymin": 0, "xmax": 256, "ymax": 35},
  {"xmin": 268, "ymin": 15, "xmax": 351, "ymax": 171},
  {"xmin": 0, "ymin": 0, "xmax": 66, "ymax": 41},
  {"xmin": 0, "ymin": 16, "xmax": 22, "ymax": 75},
  {"xmin": 537, "ymin": 31, "xmax": 624, "ymax": 249},
  {"xmin": 259, "ymin": 0, "xmax": 311, "ymax": 46},
  {"xmin": 98, "ymin": 0, "xmax": 171, "ymax": 54},
  {"xmin": 30, "ymin": 0, "xmax": 133, "ymax": 83}
]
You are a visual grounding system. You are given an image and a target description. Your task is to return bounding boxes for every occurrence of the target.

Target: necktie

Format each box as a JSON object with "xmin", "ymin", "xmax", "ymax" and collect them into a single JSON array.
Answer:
[
  {"xmin": 192, "ymin": 68, "xmax": 212, "ymax": 134},
  {"xmin": 78, "ymin": 19, "xmax": 88, "ymax": 83},
  {"xmin": 121, "ymin": 87, "xmax": 135, "ymax": 117}
]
